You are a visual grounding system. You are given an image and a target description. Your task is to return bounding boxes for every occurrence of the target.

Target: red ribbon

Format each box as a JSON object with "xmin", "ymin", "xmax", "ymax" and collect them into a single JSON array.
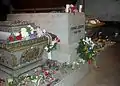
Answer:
[{"xmin": 88, "ymin": 60, "xmax": 92, "ymax": 64}]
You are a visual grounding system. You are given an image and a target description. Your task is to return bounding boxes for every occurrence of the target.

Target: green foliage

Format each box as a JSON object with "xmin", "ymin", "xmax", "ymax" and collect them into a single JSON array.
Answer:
[
  {"xmin": 77, "ymin": 38, "xmax": 97, "ymax": 62},
  {"xmin": 47, "ymin": 43, "xmax": 57, "ymax": 52}
]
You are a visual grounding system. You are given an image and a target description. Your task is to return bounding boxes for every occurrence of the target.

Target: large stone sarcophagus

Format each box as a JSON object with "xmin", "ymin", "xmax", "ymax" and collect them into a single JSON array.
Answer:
[
  {"xmin": 0, "ymin": 21, "xmax": 48, "ymax": 85},
  {"xmin": 0, "ymin": 37, "xmax": 48, "ymax": 68}
]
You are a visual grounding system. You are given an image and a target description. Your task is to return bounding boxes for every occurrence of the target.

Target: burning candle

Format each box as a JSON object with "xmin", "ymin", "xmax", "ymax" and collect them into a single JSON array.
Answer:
[
  {"xmin": 65, "ymin": 4, "xmax": 70, "ymax": 13},
  {"xmin": 79, "ymin": 5, "xmax": 83, "ymax": 12}
]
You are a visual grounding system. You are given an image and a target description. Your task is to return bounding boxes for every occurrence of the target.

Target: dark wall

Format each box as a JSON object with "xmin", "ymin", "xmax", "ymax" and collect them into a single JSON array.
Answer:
[
  {"xmin": 0, "ymin": 0, "xmax": 11, "ymax": 21},
  {"xmin": 2, "ymin": 0, "xmax": 120, "ymax": 21},
  {"xmin": 11, "ymin": 0, "xmax": 74, "ymax": 9},
  {"xmin": 85, "ymin": 0, "xmax": 120, "ymax": 21}
]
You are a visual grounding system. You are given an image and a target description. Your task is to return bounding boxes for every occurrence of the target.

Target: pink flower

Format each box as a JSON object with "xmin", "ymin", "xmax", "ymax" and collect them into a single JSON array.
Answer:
[
  {"xmin": 55, "ymin": 37, "xmax": 60, "ymax": 42},
  {"xmin": 44, "ymin": 70, "xmax": 49, "ymax": 76}
]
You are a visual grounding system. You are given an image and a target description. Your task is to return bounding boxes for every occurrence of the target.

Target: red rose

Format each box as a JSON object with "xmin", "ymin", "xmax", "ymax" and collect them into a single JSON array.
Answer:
[
  {"xmin": 44, "ymin": 71, "xmax": 49, "ymax": 76},
  {"xmin": 8, "ymin": 36, "xmax": 14, "ymax": 42},
  {"xmin": 16, "ymin": 32, "xmax": 22, "ymax": 40},
  {"xmin": 55, "ymin": 37, "xmax": 60, "ymax": 42}
]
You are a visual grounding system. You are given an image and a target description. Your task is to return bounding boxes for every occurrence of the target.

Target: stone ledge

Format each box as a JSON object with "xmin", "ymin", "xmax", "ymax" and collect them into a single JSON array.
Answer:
[{"xmin": 55, "ymin": 64, "xmax": 89, "ymax": 86}]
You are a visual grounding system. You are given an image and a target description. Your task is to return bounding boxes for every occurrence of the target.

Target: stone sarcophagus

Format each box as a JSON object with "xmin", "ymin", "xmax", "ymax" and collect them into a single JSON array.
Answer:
[
  {"xmin": 0, "ymin": 37, "xmax": 48, "ymax": 68},
  {"xmin": 8, "ymin": 13, "xmax": 85, "ymax": 63},
  {"xmin": 0, "ymin": 21, "xmax": 48, "ymax": 83}
]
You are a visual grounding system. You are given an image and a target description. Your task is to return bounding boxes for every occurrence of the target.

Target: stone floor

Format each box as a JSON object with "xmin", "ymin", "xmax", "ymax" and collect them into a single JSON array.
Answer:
[{"xmin": 76, "ymin": 43, "xmax": 120, "ymax": 86}]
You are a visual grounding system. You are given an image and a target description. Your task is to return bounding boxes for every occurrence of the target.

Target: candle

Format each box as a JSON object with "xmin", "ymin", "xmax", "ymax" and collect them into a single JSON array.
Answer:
[
  {"xmin": 79, "ymin": 5, "xmax": 83, "ymax": 12},
  {"xmin": 65, "ymin": 4, "xmax": 70, "ymax": 13}
]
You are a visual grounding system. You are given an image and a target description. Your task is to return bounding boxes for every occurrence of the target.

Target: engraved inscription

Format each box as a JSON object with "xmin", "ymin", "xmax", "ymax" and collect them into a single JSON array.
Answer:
[{"xmin": 70, "ymin": 25, "xmax": 84, "ymax": 34}]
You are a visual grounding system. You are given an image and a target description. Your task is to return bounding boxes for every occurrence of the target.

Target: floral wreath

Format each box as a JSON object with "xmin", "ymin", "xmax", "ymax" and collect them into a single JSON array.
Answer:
[
  {"xmin": 44, "ymin": 36, "xmax": 60, "ymax": 53},
  {"xmin": 76, "ymin": 37, "xmax": 98, "ymax": 65},
  {"xmin": 43, "ymin": 31, "xmax": 60, "ymax": 60}
]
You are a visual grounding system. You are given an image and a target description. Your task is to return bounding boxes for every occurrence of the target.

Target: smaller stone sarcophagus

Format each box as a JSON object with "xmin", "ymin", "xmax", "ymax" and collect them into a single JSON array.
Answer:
[{"xmin": 0, "ymin": 21, "xmax": 48, "ymax": 78}]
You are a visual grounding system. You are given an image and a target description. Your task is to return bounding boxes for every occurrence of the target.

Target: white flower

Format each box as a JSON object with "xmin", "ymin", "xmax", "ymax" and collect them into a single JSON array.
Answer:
[
  {"xmin": 42, "ymin": 29, "xmax": 46, "ymax": 33},
  {"xmin": 82, "ymin": 39, "xmax": 86, "ymax": 44},
  {"xmin": 36, "ymin": 28, "xmax": 43, "ymax": 37},
  {"xmin": 44, "ymin": 47, "xmax": 48, "ymax": 51},
  {"xmin": 21, "ymin": 28, "xmax": 29, "ymax": 39},
  {"xmin": 36, "ymin": 76, "xmax": 39, "ymax": 79},
  {"xmin": 91, "ymin": 43, "xmax": 95, "ymax": 49},
  {"xmin": 26, "ymin": 74, "xmax": 29, "ymax": 76},
  {"xmin": 82, "ymin": 60, "xmax": 85, "ymax": 64},
  {"xmin": 30, "ymin": 27, "xmax": 34, "ymax": 34},
  {"xmin": 82, "ymin": 39, "xmax": 85, "ymax": 42},
  {"xmin": 31, "ymin": 79, "xmax": 37, "ymax": 83},
  {"xmin": 83, "ymin": 37, "xmax": 90, "ymax": 44},
  {"xmin": 89, "ymin": 38, "xmax": 91, "ymax": 41},
  {"xmin": 49, "ymin": 45, "xmax": 53, "ymax": 49},
  {"xmin": 86, "ymin": 37, "xmax": 91, "ymax": 44},
  {"xmin": 83, "ymin": 37, "xmax": 95, "ymax": 49},
  {"xmin": 66, "ymin": 62, "xmax": 70, "ymax": 65},
  {"xmin": 31, "ymin": 47, "xmax": 33, "ymax": 49},
  {"xmin": 73, "ymin": 61, "xmax": 76, "ymax": 64},
  {"xmin": 79, "ymin": 58, "xmax": 85, "ymax": 64},
  {"xmin": 7, "ymin": 78, "xmax": 13, "ymax": 83},
  {"xmin": 27, "ymin": 25, "xmax": 35, "ymax": 34},
  {"xmin": 51, "ymin": 40, "xmax": 56, "ymax": 46},
  {"xmin": 34, "ymin": 69, "xmax": 37, "ymax": 72},
  {"xmin": 76, "ymin": 62, "xmax": 79, "ymax": 65},
  {"xmin": 27, "ymin": 25, "xmax": 32, "ymax": 27}
]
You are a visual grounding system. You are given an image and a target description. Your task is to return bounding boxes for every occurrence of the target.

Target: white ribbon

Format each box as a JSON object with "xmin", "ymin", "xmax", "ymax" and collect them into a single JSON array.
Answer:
[{"xmin": 48, "ymin": 52, "xmax": 52, "ymax": 60}]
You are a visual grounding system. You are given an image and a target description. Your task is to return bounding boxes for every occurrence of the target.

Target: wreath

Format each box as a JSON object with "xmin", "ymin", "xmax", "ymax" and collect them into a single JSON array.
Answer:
[
  {"xmin": 44, "ymin": 36, "xmax": 60, "ymax": 53},
  {"xmin": 76, "ymin": 37, "xmax": 98, "ymax": 64}
]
